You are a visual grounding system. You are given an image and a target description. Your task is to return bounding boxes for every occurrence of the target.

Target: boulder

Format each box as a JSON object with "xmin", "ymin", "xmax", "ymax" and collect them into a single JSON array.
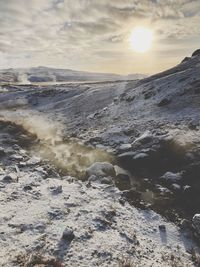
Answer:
[
  {"xmin": 118, "ymin": 143, "xmax": 132, "ymax": 152},
  {"xmin": 86, "ymin": 162, "xmax": 116, "ymax": 178},
  {"xmin": 62, "ymin": 227, "xmax": 75, "ymax": 242},
  {"xmin": 192, "ymin": 214, "xmax": 200, "ymax": 236},
  {"xmin": 2, "ymin": 174, "xmax": 16, "ymax": 183},
  {"xmin": 160, "ymin": 172, "xmax": 182, "ymax": 183},
  {"xmin": 132, "ymin": 131, "xmax": 153, "ymax": 145},
  {"xmin": 88, "ymin": 175, "xmax": 113, "ymax": 184}
]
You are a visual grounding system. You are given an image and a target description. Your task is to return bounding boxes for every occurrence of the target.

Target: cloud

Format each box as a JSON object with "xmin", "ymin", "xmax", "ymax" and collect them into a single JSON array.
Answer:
[{"xmin": 0, "ymin": 0, "xmax": 200, "ymax": 73}]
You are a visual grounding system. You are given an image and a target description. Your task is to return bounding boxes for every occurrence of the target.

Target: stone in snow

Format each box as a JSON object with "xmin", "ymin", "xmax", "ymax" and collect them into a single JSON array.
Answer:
[
  {"xmin": 62, "ymin": 227, "xmax": 75, "ymax": 242},
  {"xmin": 192, "ymin": 214, "xmax": 200, "ymax": 236},
  {"xmin": 160, "ymin": 172, "xmax": 182, "ymax": 183},
  {"xmin": 86, "ymin": 162, "xmax": 116, "ymax": 178},
  {"xmin": 2, "ymin": 174, "xmax": 16, "ymax": 183}
]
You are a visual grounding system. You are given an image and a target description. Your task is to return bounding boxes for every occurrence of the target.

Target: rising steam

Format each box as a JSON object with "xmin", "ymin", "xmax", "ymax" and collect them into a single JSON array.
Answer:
[
  {"xmin": 0, "ymin": 111, "xmax": 113, "ymax": 178},
  {"xmin": 18, "ymin": 73, "xmax": 31, "ymax": 84}
]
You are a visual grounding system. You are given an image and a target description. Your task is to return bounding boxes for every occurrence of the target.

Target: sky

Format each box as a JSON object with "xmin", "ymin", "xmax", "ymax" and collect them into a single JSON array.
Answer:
[{"xmin": 0, "ymin": 0, "xmax": 200, "ymax": 74}]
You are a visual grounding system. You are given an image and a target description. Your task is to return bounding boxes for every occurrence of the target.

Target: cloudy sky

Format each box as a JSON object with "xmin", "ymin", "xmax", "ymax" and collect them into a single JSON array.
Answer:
[{"xmin": 0, "ymin": 0, "xmax": 200, "ymax": 74}]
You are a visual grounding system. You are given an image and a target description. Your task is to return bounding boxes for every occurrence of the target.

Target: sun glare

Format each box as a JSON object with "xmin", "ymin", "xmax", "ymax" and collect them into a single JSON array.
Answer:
[{"xmin": 130, "ymin": 27, "xmax": 153, "ymax": 53}]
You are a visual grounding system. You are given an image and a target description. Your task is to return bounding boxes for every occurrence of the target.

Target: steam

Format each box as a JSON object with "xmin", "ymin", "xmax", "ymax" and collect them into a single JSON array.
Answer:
[
  {"xmin": 0, "ymin": 111, "xmax": 113, "ymax": 177},
  {"xmin": 18, "ymin": 73, "xmax": 31, "ymax": 84}
]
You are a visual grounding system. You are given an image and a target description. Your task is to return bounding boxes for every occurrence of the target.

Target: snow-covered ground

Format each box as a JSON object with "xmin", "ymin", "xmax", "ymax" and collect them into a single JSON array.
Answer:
[{"xmin": 0, "ymin": 51, "xmax": 200, "ymax": 266}]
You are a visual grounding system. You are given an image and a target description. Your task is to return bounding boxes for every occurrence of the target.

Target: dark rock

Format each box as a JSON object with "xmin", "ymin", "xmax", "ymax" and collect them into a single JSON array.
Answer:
[
  {"xmin": 62, "ymin": 228, "xmax": 75, "ymax": 242},
  {"xmin": 118, "ymin": 143, "xmax": 132, "ymax": 153},
  {"xmin": 133, "ymin": 152, "xmax": 148, "ymax": 160},
  {"xmin": 49, "ymin": 185, "xmax": 63, "ymax": 195},
  {"xmin": 192, "ymin": 214, "xmax": 200, "ymax": 237},
  {"xmin": 132, "ymin": 131, "xmax": 153, "ymax": 145},
  {"xmin": 157, "ymin": 97, "xmax": 171, "ymax": 107},
  {"xmin": 2, "ymin": 175, "xmax": 14, "ymax": 183},
  {"xmin": 159, "ymin": 225, "xmax": 166, "ymax": 232},
  {"xmin": 183, "ymin": 185, "xmax": 192, "ymax": 194},
  {"xmin": 23, "ymin": 185, "xmax": 33, "ymax": 191},
  {"xmin": 101, "ymin": 177, "xmax": 113, "ymax": 184},
  {"xmin": 159, "ymin": 172, "xmax": 182, "ymax": 184},
  {"xmin": 86, "ymin": 162, "xmax": 116, "ymax": 178},
  {"xmin": 48, "ymin": 208, "xmax": 65, "ymax": 220},
  {"xmin": 117, "ymin": 152, "xmax": 136, "ymax": 162},
  {"xmin": 171, "ymin": 183, "xmax": 181, "ymax": 192}
]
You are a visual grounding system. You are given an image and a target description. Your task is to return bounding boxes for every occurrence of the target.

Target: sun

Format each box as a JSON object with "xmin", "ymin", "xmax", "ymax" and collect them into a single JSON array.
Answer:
[{"xmin": 130, "ymin": 26, "xmax": 153, "ymax": 53}]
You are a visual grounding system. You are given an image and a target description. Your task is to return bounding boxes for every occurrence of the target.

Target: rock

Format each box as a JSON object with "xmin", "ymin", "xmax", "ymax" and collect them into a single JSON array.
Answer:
[
  {"xmin": 0, "ymin": 147, "xmax": 5, "ymax": 156},
  {"xmin": 34, "ymin": 223, "xmax": 46, "ymax": 233},
  {"xmin": 160, "ymin": 172, "xmax": 182, "ymax": 183},
  {"xmin": 101, "ymin": 177, "xmax": 113, "ymax": 184},
  {"xmin": 2, "ymin": 174, "xmax": 16, "ymax": 183},
  {"xmin": 0, "ymin": 167, "xmax": 5, "ymax": 175},
  {"xmin": 157, "ymin": 97, "xmax": 171, "ymax": 106},
  {"xmin": 117, "ymin": 152, "xmax": 136, "ymax": 162},
  {"xmin": 12, "ymin": 144, "xmax": 20, "ymax": 150},
  {"xmin": 113, "ymin": 96, "xmax": 119, "ymax": 103},
  {"xmin": 159, "ymin": 225, "xmax": 166, "ymax": 232},
  {"xmin": 118, "ymin": 143, "xmax": 132, "ymax": 152},
  {"xmin": 183, "ymin": 185, "xmax": 192, "ymax": 193},
  {"xmin": 156, "ymin": 184, "xmax": 171, "ymax": 194},
  {"xmin": 23, "ymin": 185, "xmax": 33, "ymax": 191},
  {"xmin": 86, "ymin": 162, "xmax": 116, "ymax": 178},
  {"xmin": 132, "ymin": 131, "xmax": 153, "ymax": 145},
  {"xmin": 192, "ymin": 214, "xmax": 200, "ymax": 236},
  {"xmin": 10, "ymin": 154, "xmax": 23, "ymax": 160},
  {"xmin": 88, "ymin": 175, "xmax": 113, "ymax": 184},
  {"xmin": 48, "ymin": 208, "xmax": 65, "ymax": 220},
  {"xmin": 133, "ymin": 152, "xmax": 148, "ymax": 160},
  {"xmin": 26, "ymin": 156, "xmax": 41, "ymax": 165},
  {"xmin": 171, "ymin": 183, "xmax": 181, "ymax": 191},
  {"xmin": 35, "ymin": 166, "xmax": 47, "ymax": 175},
  {"xmin": 19, "ymin": 161, "xmax": 27, "ymax": 167},
  {"xmin": 62, "ymin": 227, "xmax": 75, "ymax": 242},
  {"xmin": 0, "ymin": 182, "xmax": 5, "ymax": 189},
  {"xmin": 179, "ymin": 219, "xmax": 190, "ymax": 229},
  {"xmin": 49, "ymin": 185, "xmax": 63, "ymax": 195}
]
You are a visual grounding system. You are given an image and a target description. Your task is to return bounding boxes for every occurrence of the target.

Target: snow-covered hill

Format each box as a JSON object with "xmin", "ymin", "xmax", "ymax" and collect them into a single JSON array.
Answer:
[
  {"xmin": 0, "ymin": 50, "xmax": 200, "ymax": 266},
  {"xmin": 0, "ymin": 66, "xmax": 145, "ymax": 84}
]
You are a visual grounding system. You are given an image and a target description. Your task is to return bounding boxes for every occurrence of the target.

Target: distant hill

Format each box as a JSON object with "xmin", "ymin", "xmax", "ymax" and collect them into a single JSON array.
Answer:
[{"xmin": 0, "ymin": 66, "xmax": 146, "ymax": 84}]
